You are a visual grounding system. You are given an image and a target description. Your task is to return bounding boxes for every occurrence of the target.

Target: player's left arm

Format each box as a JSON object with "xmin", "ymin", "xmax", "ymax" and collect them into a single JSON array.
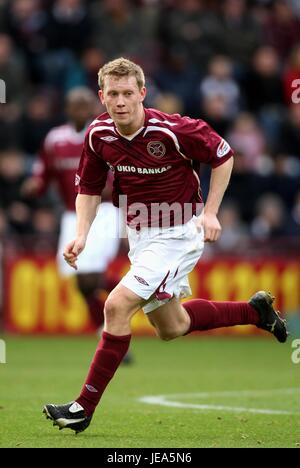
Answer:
[
  {"xmin": 176, "ymin": 117, "xmax": 235, "ymax": 242},
  {"xmin": 198, "ymin": 156, "xmax": 234, "ymax": 242}
]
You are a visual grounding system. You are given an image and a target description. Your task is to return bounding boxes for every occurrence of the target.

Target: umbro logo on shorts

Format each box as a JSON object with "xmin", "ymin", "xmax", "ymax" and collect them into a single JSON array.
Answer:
[{"xmin": 134, "ymin": 275, "xmax": 149, "ymax": 286}]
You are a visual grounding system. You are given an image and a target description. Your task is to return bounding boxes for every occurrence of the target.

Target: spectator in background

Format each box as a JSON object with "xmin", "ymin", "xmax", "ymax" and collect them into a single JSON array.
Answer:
[
  {"xmin": 89, "ymin": 0, "xmax": 143, "ymax": 61},
  {"xmin": 0, "ymin": 103, "xmax": 22, "ymax": 150},
  {"xmin": 242, "ymin": 45, "xmax": 285, "ymax": 147},
  {"xmin": 251, "ymin": 0, "xmax": 274, "ymax": 27},
  {"xmin": 243, "ymin": 46, "xmax": 284, "ymax": 113},
  {"xmin": 80, "ymin": 47, "xmax": 106, "ymax": 94},
  {"xmin": 264, "ymin": 0, "xmax": 300, "ymax": 60},
  {"xmin": 0, "ymin": 149, "xmax": 33, "ymax": 235},
  {"xmin": 0, "ymin": 33, "xmax": 28, "ymax": 104},
  {"xmin": 45, "ymin": 0, "xmax": 91, "ymax": 54},
  {"xmin": 153, "ymin": 50, "xmax": 200, "ymax": 116},
  {"xmin": 0, "ymin": 208, "xmax": 10, "ymax": 237},
  {"xmin": 266, "ymin": 154, "xmax": 300, "ymax": 208},
  {"xmin": 30, "ymin": 204, "xmax": 59, "ymax": 252},
  {"xmin": 287, "ymin": 190, "xmax": 300, "ymax": 236},
  {"xmin": 158, "ymin": 0, "xmax": 222, "ymax": 70},
  {"xmin": 201, "ymin": 94, "xmax": 232, "ymax": 136},
  {"xmin": 220, "ymin": 151, "xmax": 259, "ymax": 223},
  {"xmin": 0, "ymin": 1, "xmax": 6, "ymax": 31},
  {"xmin": 216, "ymin": 201, "xmax": 249, "ymax": 253},
  {"xmin": 278, "ymin": 104, "xmax": 300, "ymax": 160},
  {"xmin": 0, "ymin": 33, "xmax": 27, "ymax": 149},
  {"xmin": 31, "ymin": 205, "xmax": 58, "ymax": 236},
  {"xmin": 227, "ymin": 113, "xmax": 267, "ymax": 171},
  {"xmin": 200, "ymin": 55, "xmax": 240, "ymax": 118},
  {"xmin": 287, "ymin": 0, "xmax": 300, "ymax": 18},
  {"xmin": 251, "ymin": 193, "xmax": 287, "ymax": 240},
  {"xmin": 219, "ymin": 0, "xmax": 262, "ymax": 67},
  {"xmin": 142, "ymin": 75, "xmax": 162, "ymax": 108},
  {"xmin": 37, "ymin": 0, "xmax": 90, "ymax": 92},
  {"xmin": 153, "ymin": 92, "xmax": 184, "ymax": 116},
  {"xmin": 20, "ymin": 91, "xmax": 60, "ymax": 157},
  {"xmin": 3, "ymin": 0, "xmax": 49, "ymax": 82}
]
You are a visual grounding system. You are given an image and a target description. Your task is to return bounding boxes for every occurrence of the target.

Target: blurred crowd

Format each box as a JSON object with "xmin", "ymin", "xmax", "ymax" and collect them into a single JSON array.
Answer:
[{"xmin": 0, "ymin": 0, "xmax": 300, "ymax": 255}]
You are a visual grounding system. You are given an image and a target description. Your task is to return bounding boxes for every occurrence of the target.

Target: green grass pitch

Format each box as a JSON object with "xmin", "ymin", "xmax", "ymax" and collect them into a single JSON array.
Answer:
[{"xmin": 0, "ymin": 335, "xmax": 300, "ymax": 448}]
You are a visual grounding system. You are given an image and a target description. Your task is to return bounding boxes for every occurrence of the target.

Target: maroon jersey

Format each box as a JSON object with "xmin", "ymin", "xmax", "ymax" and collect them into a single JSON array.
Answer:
[{"xmin": 76, "ymin": 108, "xmax": 234, "ymax": 227}]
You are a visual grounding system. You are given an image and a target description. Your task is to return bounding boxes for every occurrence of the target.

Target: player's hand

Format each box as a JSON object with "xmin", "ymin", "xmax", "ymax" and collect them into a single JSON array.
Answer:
[
  {"xmin": 63, "ymin": 237, "xmax": 86, "ymax": 270},
  {"xmin": 197, "ymin": 212, "xmax": 222, "ymax": 243}
]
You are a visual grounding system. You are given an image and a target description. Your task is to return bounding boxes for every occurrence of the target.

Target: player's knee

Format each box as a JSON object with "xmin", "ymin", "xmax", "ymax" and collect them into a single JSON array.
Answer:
[
  {"xmin": 104, "ymin": 295, "xmax": 131, "ymax": 324},
  {"xmin": 157, "ymin": 328, "xmax": 182, "ymax": 341},
  {"xmin": 104, "ymin": 296, "xmax": 120, "ymax": 319}
]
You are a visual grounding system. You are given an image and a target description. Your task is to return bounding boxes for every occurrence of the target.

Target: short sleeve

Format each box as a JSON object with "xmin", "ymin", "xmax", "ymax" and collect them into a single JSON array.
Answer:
[
  {"xmin": 176, "ymin": 116, "xmax": 234, "ymax": 168},
  {"xmin": 75, "ymin": 131, "xmax": 109, "ymax": 195}
]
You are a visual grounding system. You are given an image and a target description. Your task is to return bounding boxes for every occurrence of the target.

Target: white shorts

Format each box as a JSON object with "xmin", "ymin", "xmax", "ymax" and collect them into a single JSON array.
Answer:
[
  {"xmin": 120, "ymin": 217, "xmax": 204, "ymax": 313},
  {"xmin": 57, "ymin": 202, "xmax": 121, "ymax": 277}
]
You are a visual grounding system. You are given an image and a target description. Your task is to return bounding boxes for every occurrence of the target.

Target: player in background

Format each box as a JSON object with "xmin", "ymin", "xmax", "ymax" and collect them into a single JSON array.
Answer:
[
  {"xmin": 43, "ymin": 59, "xmax": 288, "ymax": 434},
  {"xmin": 22, "ymin": 87, "xmax": 123, "ymax": 333}
]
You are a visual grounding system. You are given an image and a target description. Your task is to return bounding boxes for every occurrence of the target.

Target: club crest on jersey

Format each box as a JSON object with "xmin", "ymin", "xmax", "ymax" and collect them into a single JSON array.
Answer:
[
  {"xmin": 217, "ymin": 139, "xmax": 231, "ymax": 158},
  {"xmin": 147, "ymin": 141, "xmax": 166, "ymax": 159}
]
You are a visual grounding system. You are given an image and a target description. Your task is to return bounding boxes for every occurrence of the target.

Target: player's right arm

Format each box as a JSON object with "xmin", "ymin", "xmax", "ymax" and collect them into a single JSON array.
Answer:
[
  {"xmin": 63, "ymin": 194, "xmax": 101, "ymax": 270},
  {"xmin": 63, "ymin": 126, "xmax": 109, "ymax": 270}
]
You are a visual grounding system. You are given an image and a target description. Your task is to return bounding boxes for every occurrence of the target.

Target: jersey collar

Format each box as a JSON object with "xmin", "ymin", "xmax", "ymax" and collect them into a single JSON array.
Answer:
[{"xmin": 114, "ymin": 107, "xmax": 149, "ymax": 141}]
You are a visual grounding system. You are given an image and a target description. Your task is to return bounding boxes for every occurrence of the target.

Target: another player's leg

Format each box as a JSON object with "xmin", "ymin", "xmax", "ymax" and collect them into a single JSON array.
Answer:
[
  {"xmin": 148, "ymin": 292, "xmax": 288, "ymax": 343},
  {"xmin": 43, "ymin": 284, "xmax": 144, "ymax": 433},
  {"xmin": 77, "ymin": 272, "xmax": 133, "ymax": 364},
  {"xmin": 76, "ymin": 272, "xmax": 106, "ymax": 328}
]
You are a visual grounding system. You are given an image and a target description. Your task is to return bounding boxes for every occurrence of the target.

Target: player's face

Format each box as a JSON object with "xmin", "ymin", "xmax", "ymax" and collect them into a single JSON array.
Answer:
[{"xmin": 99, "ymin": 75, "xmax": 146, "ymax": 133}]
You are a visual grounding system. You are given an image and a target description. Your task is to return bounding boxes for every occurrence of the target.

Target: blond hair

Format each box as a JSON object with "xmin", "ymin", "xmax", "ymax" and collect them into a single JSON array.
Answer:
[{"xmin": 98, "ymin": 57, "xmax": 145, "ymax": 90}]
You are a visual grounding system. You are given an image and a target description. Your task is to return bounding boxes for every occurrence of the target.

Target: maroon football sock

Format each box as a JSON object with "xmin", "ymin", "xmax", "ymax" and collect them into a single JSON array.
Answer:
[
  {"xmin": 76, "ymin": 331, "xmax": 131, "ymax": 416},
  {"xmin": 183, "ymin": 299, "xmax": 259, "ymax": 334}
]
